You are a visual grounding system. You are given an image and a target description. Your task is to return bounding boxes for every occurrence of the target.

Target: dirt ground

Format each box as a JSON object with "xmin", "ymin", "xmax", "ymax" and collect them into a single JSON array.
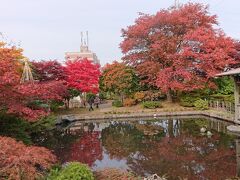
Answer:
[{"xmin": 55, "ymin": 100, "xmax": 195, "ymax": 116}]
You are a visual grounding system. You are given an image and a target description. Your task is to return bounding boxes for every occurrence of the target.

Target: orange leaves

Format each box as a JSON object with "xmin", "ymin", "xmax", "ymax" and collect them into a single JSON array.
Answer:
[
  {"xmin": 0, "ymin": 136, "xmax": 56, "ymax": 180},
  {"xmin": 134, "ymin": 91, "xmax": 145, "ymax": 102},
  {"xmin": 123, "ymin": 98, "xmax": 136, "ymax": 107},
  {"xmin": 102, "ymin": 61, "xmax": 138, "ymax": 95}
]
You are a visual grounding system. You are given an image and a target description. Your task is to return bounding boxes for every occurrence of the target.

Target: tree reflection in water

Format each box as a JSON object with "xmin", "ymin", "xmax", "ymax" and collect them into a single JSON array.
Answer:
[
  {"xmin": 66, "ymin": 131, "xmax": 103, "ymax": 166},
  {"xmin": 59, "ymin": 123, "xmax": 103, "ymax": 167},
  {"xmin": 40, "ymin": 118, "xmax": 238, "ymax": 179},
  {"xmin": 101, "ymin": 119, "xmax": 237, "ymax": 179}
]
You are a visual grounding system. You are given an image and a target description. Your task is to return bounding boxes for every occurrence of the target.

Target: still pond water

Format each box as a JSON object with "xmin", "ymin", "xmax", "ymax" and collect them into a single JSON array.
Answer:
[{"xmin": 35, "ymin": 116, "xmax": 240, "ymax": 179}]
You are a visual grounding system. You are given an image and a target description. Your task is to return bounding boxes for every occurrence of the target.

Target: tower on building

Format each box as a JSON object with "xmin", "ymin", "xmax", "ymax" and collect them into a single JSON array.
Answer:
[{"xmin": 65, "ymin": 31, "xmax": 100, "ymax": 64}]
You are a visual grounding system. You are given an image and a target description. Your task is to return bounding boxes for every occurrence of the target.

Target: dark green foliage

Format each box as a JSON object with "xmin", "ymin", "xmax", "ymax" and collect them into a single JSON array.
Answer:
[
  {"xmin": 30, "ymin": 115, "xmax": 57, "ymax": 134},
  {"xmin": 44, "ymin": 164, "xmax": 62, "ymax": 179},
  {"xmin": 68, "ymin": 88, "xmax": 81, "ymax": 98},
  {"xmin": 0, "ymin": 112, "xmax": 58, "ymax": 145},
  {"xmin": 50, "ymin": 101, "xmax": 64, "ymax": 112},
  {"xmin": 28, "ymin": 100, "xmax": 49, "ymax": 111},
  {"xmin": 142, "ymin": 101, "xmax": 162, "ymax": 109},
  {"xmin": 86, "ymin": 93, "xmax": 96, "ymax": 102},
  {"xmin": 112, "ymin": 100, "xmax": 123, "ymax": 107},
  {"xmin": 47, "ymin": 162, "xmax": 94, "ymax": 180},
  {"xmin": 98, "ymin": 92, "xmax": 106, "ymax": 100},
  {"xmin": 194, "ymin": 99, "xmax": 209, "ymax": 110},
  {"xmin": 214, "ymin": 76, "xmax": 234, "ymax": 95},
  {"xmin": 179, "ymin": 95, "xmax": 201, "ymax": 107},
  {"xmin": 209, "ymin": 94, "xmax": 234, "ymax": 103},
  {"xmin": 99, "ymin": 75, "xmax": 105, "ymax": 93},
  {"xmin": 206, "ymin": 77, "xmax": 234, "ymax": 103},
  {"xmin": 32, "ymin": 129, "xmax": 79, "ymax": 151},
  {"xmin": 0, "ymin": 113, "xmax": 32, "ymax": 144}
]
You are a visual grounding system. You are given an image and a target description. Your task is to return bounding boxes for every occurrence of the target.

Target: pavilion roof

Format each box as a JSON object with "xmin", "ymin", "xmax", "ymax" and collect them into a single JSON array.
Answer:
[{"xmin": 215, "ymin": 68, "xmax": 240, "ymax": 77}]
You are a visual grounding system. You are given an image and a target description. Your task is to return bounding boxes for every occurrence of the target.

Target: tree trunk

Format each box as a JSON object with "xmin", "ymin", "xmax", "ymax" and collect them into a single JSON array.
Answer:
[
  {"xmin": 120, "ymin": 92, "xmax": 124, "ymax": 103},
  {"xmin": 166, "ymin": 89, "xmax": 172, "ymax": 102},
  {"xmin": 65, "ymin": 98, "xmax": 70, "ymax": 109}
]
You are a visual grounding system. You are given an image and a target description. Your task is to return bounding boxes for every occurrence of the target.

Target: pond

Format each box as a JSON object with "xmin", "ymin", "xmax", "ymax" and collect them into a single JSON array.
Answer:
[{"xmin": 34, "ymin": 116, "xmax": 240, "ymax": 179}]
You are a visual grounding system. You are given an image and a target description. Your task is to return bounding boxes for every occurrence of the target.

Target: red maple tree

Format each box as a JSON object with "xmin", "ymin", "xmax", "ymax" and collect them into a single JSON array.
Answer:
[
  {"xmin": 0, "ymin": 43, "xmax": 60, "ymax": 179},
  {"xmin": 0, "ymin": 42, "xmax": 67, "ymax": 120},
  {"xmin": 231, "ymin": 41, "xmax": 240, "ymax": 67},
  {"xmin": 32, "ymin": 60, "xmax": 66, "ymax": 82},
  {"xmin": 120, "ymin": 3, "xmax": 237, "ymax": 101},
  {"xmin": 65, "ymin": 58, "xmax": 100, "ymax": 94},
  {"xmin": 0, "ymin": 136, "xmax": 56, "ymax": 180}
]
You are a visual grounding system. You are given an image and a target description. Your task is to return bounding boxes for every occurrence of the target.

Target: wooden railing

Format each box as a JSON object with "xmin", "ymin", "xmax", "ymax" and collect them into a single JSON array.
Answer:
[{"xmin": 208, "ymin": 100, "xmax": 234, "ymax": 114}]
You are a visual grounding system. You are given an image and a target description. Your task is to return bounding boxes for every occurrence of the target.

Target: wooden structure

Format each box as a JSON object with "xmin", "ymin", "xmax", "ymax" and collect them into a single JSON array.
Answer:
[
  {"xmin": 20, "ymin": 58, "xmax": 34, "ymax": 83},
  {"xmin": 216, "ymin": 68, "xmax": 240, "ymax": 124}
]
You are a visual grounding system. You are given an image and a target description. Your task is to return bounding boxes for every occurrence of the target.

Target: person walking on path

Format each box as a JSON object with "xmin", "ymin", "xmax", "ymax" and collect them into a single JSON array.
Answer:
[
  {"xmin": 94, "ymin": 96, "xmax": 100, "ymax": 108},
  {"xmin": 88, "ymin": 96, "xmax": 95, "ymax": 111}
]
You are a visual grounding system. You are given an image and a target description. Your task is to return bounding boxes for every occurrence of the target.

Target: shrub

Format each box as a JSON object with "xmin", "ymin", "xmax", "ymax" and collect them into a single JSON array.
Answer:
[
  {"xmin": 0, "ymin": 136, "xmax": 56, "ymax": 180},
  {"xmin": 123, "ymin": 98, "xmax": 136, "ymax": 107},
  {"xmin": 30, "ymin": 115, "xmax": 57, "ymax": 134},
  {"xmin": 47, "ymin": 162, "xmax": 94, "ymax": 180},
  {"xmin": 0, "ymin": 113, "xmax": 32, "ymax": 145},
  {"xmin": 134, "ymin": 92, "xmax": 145, "ymax": 102},
  {"xmin": 95, "ymin": 168, "xmax": 139, "ymax": 180},
  {"xmin": 99, "ymin": 92, "xmax": 106, "ymax": 100},
  {"xmin": 86, "ymin": 93, "xmax": 96, "ymax": 102},
  {"xmin": 142, "ymin": 101, "xmax": 162, "ymax": 109},
  {"xmin": 112, "ymin": 100, "xmax": 123, "ymax": 107},
  {"xmin": 210, "ymin": 94, "xmax": 234, "ymax": 103},
  {"xmin": 180, "ymin": 95, "xmax": 201, "ymax": 107},
  {"xmin": 50, "ymin": 100, "xmax": 64, "ymax": 111},
  {"xmin": 143, "ymin": 91, "xmax": 164, "ymax": 101},
  {"xmin": 194, "ymin": 99, "xmax": 209, "ymax": 110}
]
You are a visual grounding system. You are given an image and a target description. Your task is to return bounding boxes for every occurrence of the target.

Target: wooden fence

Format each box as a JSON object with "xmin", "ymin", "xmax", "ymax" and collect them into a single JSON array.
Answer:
[{"xmin": 208, "ymin": 100, "xmax": 234, "ymax": 114}]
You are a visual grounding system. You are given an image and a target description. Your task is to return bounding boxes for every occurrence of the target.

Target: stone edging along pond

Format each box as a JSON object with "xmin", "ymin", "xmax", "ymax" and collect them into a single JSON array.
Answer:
[{"xmin": 57, "ymin": 110, "xmax": 235, "ymax": 125}]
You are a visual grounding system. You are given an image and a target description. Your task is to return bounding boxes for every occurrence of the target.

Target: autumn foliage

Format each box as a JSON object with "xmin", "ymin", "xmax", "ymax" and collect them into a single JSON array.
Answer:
[
  {"xmin": 101, "ymin": 120, "xmax": 236, "ymax": 179},
  {"xmin": 32, "ymin": 60, "xmax": 66, "ymax": 81},
  {"xmin": 65, "ymin": 58, "xmax": 100, "ymax": 94},
  {"xmin": 0, "ymin": 43, "xmax": 68, "ymax": 120},
  {"xmin": 101, "ymin": 61, "xmax": 138, "ymax": 96},
  {"xmin": 120, "ymin": 3, "xmax": 237, "ymax": 100},
  {"xmin": 0, "ymin": 136, "xmax": 56, "ymax": 180}
]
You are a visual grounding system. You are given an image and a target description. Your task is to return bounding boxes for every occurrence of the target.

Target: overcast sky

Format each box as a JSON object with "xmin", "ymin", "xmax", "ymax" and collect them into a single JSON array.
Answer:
[{"xmin": 0, "ymin": 0, "xmax": 239, "ymax": 66}]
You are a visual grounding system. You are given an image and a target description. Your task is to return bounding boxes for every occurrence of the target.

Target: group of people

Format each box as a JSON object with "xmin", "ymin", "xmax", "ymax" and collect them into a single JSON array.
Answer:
[{"xmin": 87, "ymin": 95, "xmax": 100, "ymax": 111}]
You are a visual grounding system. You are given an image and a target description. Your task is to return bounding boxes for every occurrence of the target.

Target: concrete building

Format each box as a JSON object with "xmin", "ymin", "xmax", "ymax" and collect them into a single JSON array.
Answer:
[{"xmin": 65, "ymin": 32, "xmax": 100, "ymax": 64}]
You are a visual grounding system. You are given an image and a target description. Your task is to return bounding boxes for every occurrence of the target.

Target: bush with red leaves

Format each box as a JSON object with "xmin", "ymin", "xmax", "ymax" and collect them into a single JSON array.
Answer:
[{"xmin": 0, "ymin": 136, "xmax": 57, "ymax": 180}]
